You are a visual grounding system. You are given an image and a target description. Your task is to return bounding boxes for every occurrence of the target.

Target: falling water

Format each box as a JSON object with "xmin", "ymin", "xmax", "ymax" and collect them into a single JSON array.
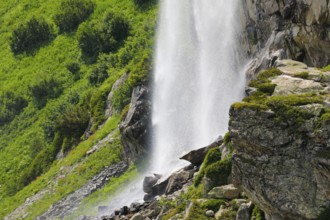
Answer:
[
  {"xmin": 102, "ymin": 0, "xmax": 246, "ymax": 214},
  {"xmin": 151, "ymin": 0, "xmax": 246, "ymax": 174}
]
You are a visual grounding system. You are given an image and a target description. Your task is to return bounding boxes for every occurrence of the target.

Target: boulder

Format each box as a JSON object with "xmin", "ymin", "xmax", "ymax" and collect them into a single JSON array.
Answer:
[
  {"xmin": 236, "ymin": 202, "xmax": 253, "ymax": 220},
  {"xmin": 120, "ymin": 86, "xmax": 152, "ymax": 162},
  {"xmin": 230, "ymin": 63, "xmax": 330, "ymax": 219},
  {"xmin": 180, "ymin": 136, "xmax": 223, "ymax": 166},
  {"xmin": 208, "ymin": 184, "xmax": 241, "ymax": 200},
  {"xmin": 143, "ymin": 175, "xmax": 161, "ymax": 194},
  {"xmin": 206, "ymin": 210, "xmax": 215, "ymax": 217}
]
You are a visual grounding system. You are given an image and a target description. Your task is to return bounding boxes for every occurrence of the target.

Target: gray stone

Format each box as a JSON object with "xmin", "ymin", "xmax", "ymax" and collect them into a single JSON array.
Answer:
[
  {"xmin": 208, "ymin": 184, "xmax": 241, "ymax": 200},
  {"xmin": 236, "ymin": 202, "xmax": 253, "ymax": 220},
  {"xmin": 206, "ymin": 210, "xmax": 215, "ymax": 217},
  {"xmin": 120, "ymin": 86, "xmax": 152, "ymax": 162},
  {"xmin": 130, "ymin": 213, "xmax": 143, "ymax": 220},
  {"xmin": 180, "ymin": 136, "xmax": 223, "ymax": 166}
]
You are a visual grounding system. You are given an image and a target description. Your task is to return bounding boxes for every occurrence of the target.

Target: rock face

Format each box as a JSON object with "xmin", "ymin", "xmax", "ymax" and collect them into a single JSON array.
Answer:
[
  {"xmin": 120, "ymin": 85, "xmax": 151, "ymax": 162},
  {"xmin": 180, "ymin": 136, "xmax": 223, "ymax": 166},
  {"xmin": 230, "ymin": 61, "xmax": 330, "ymax": 219},
  {"xmin": 241, "ymin": 0, "xmax": 330, "ymax": 75}
]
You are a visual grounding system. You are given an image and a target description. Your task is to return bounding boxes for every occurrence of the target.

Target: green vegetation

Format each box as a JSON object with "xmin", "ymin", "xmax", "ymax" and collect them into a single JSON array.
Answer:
[
  {"xmin": 293, "ymin": 71, "xmax": 309, "ymax": 79},
  {"xmin": 252, "ymin": 205, "xmax": 266, "ymax": 220},
  {"xmin": 248, "ymin": 68, "xmax": 282, "ymax": 95},
  {"xmin": 322, "ymin": 64, "xmax": 330, "ymax": 72},
  {"xmin": 54, "ymin": 0, "xmax": 95, "ymax": 33},
  {"xmin": 0, "ymin": 0, "xmax": 157, "ymax": 218},
  {"xmin": 10, "ymin": 17, "xmax": 54, "ymax": 54}
]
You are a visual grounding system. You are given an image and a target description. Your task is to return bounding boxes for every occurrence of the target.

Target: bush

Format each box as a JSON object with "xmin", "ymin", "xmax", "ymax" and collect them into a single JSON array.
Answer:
[
  {"xmin": 10, "ymin": 17, "xmax": 53, "ymax": 54},
  {"xmin": 0, "ymin": 91, "xmax": 28, "ymax": 125},
  {"xmin": 30, "ymin": 77, "xmax": 63, "ymax": 109},
  {"xmin": 54, "ymin": 0, "xmax": 94, "ymax": 33},
  {"xmin": 77, "ymin": 12, "xmax": 130, "ymax": 61},
  {"xmin": 88, "ymin": 63, "xmax": 109, "ymax": 86}
]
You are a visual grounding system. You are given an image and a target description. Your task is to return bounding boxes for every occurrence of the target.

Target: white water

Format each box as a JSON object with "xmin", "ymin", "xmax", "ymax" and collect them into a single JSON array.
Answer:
[
  {"xmin": 101, "ymin": 0, "xmax": 246, "ymax": 215},
  {"xmin": 151, "ymin": 0, "xmax": 246, "ymax": 174}
]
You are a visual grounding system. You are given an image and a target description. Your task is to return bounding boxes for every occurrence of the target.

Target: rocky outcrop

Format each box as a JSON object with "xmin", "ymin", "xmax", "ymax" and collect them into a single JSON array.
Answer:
[
  {"xmin": 37, "ymin": 162, "xmax": 128, "ymax": 220},
  {"xmin": 241, "ymin": 0, "xmax": 330, "ymax": 75},
  {"xmin": 180, "ymin": 136, "xmax": 223, "ymax": 166},
  {"xmin": 230, "ymin": 60, "xmax": 330, "ymax": 219},
  {"xmin": 120, "ymin": 85, "xmax": 152, "ymax": 163}
]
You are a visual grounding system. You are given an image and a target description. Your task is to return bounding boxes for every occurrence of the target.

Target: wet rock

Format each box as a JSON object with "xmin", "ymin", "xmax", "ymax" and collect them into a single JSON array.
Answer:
[
  {"xmin": 208, "ymin": 184, "xmax": 241, "ymax": 200},
  {"xmin": 180, "ymin": 136, "xmax": 223, "ymax": 166},
  {"xmin": 120, "ymin": 86, "xmax": 151, "ymax": 163},
  {"xmin": 143, "ymin": 175, "xmax": 161, "ymax": 194},
  {"xmin": 98, "ymin": 206, "xmax": 109, "ymax": 215},
  {"xmin": 165, "ymin": 167, "xmax": 195, "ymax": 195}
]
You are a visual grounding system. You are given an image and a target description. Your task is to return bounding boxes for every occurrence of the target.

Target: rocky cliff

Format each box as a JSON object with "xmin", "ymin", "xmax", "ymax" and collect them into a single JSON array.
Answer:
[
  {"xmin": 241, "ymin": 0, "xmax": 330, "ymax": 75},
  {"xmin": 230, "ymin": 60, "xmax": 330, "ymax": 220}
]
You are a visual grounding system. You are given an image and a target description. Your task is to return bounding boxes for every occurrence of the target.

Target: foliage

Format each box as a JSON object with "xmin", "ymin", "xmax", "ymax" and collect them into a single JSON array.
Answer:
[
  {"xmin": 0, "ymin": 0, "xmax": 157, "ymax": 217},
  {"xmin": 54, "ymin": 0, "xmax": 94, "ymax": 33},
  {"xmin": 321, "ymin": 64, "xmax": 330, "ymax": 72},
  {"xmin": 0, "ymin": 91, "xmax": 28, "ymax": 125},
  {"xmin": 88, "ymin": 63, "xmax": 109, "ymax": 86},
  {"xmin": 29, "ymin": 77, "xmax": 63, "ymax": 109},
  {"xmin": 10, "ymin": 17, "xmax": 53, "ymax": 54},
  {"xmin": 77, "ymin": 12, "xmax": 130, "ymax": 61},
  {"xmin": 252, "ymin": 205, "xmax": 266, "ymax": 220}
]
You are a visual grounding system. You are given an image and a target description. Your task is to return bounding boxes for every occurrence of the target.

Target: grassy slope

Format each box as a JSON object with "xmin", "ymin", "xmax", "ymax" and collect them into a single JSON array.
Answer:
[{"xmin": 0, "ymin": 0, "xmax": 157, "ymax": 218}]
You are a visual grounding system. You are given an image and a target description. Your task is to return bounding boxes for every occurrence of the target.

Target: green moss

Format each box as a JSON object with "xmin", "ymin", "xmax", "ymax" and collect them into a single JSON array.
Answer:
[
  {"xmin": 223, "ymin": 132, "xmax": 231, "ymax": 145},
  {"xmin": 231, "ymin": 102, "xmax": 268, "ymax": 111},
  {"xmin": 316, "ymin": 149, "xmax": 330, "ymax": 160},
  {"xmin": 185, "ymin": 203, "xmax": 213, "ymax": 220},
  {"xmin": 200, "ymin": 199, "xmax": 225, "ymax": 212},
  {"xmin": 266, "ymin": 94, "xmax": 323, "ymax": 107},
  {"xmin": 293, "ymin": 71, "xmax": 309, "ymax": 79},
  {"xmin": 257, "ymin": 68, "xmax": 282, "ymax": 80},
  {"xmin": 321, "ymin": 64, "xmax": 330, "ymax": 72},
  {"xmin": 205, "ymin": 157, "xmax": 232, "ymax": 189},
  {"xmin": 194, "ymin": 148, "xmax": 222, "ymax": 186},
  {"xmin": 252, "ymin": 205, "xmax": 266, "ymax": 220},
  {"xmin": 256, "ymin": 83, "xmax": 277, "ymax": 95},
  {"xmin": 319, "ymin": 113, "xmax": 330, "ymax": 123}
]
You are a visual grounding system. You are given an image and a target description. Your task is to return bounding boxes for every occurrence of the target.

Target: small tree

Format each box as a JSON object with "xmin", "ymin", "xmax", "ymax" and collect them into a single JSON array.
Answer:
[
  {"xmin": 10, "ymin": 17, "xmax": 53, "ymax": 54},
  {"xmin": 54, "ymin": 0, "xmax": 94, "ymax": 33}
]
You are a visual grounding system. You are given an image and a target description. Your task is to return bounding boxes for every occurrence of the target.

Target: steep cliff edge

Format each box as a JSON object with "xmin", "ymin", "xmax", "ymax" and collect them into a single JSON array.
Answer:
[
  {"xmin": 230, "ymin": 60, "xmax": 330, "ymax": 220},
  {"xmin": 242, "ymin": 0, "xmax": 330, "ymax": 75}
]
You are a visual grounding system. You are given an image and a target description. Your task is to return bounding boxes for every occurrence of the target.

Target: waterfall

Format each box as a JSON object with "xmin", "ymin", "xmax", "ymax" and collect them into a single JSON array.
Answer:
[
  {"xmin": 151, "ymin": 0, "xmax": 246, "ymax": 174},
  {"xmin": 103, "ymin": 0, "xmax": 246, "ymax": 214}
]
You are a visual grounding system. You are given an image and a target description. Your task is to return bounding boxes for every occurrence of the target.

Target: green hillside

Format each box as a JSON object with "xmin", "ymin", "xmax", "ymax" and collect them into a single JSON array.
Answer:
[{"xmin": 0, "ymin": 0, "xmax": 157, "ymax": 218}]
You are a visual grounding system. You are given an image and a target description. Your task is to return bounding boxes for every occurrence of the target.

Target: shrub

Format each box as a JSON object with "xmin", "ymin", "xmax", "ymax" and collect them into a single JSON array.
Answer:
[
  {"xmin": 54, "ymin": 0, "xmax": 94, "ymax": 33},
  {"xmin": 66, "ymin": 62, "xmax": 81, "ymax": 81},
  {"xmin": 77, "ymin": 12, "xmax": 130, "ymax": 61},
  {"xmin": 30, "ymin": 77, "xmax": 63, "ymax": 109},
  {"xmin": 77, "ymin": 22, "xmax": 102, "ymax": 59},
  {"xmin": 10, "ymin": 17, "xmax": 53, "ymax": 54},
  {"xmin": 88, "ymin": 63, "xmax": 109, "ymax": 86},
  {"xmin": 0, "ymin": 91, "xmax": 28, "ymax": 125}
]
